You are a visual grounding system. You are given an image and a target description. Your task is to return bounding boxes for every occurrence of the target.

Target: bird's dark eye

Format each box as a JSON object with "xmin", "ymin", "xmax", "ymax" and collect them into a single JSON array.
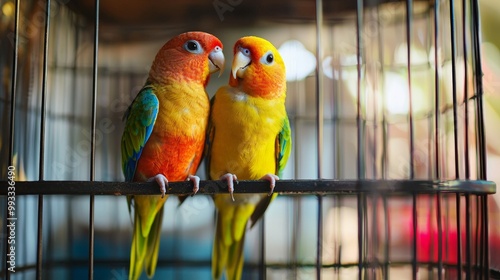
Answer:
[
  {"xmin": 187, "ymin": 41, "xmax": 197, "ymax": 50},
  {"xmin": 184, "ymin": 40, "xmax": 203, "ymax": 54},
  {"xmin": 266, "ymin": 54, "xmax": 273, "ymax": 63},
  {"xmin": 261, "ymin": 51, "xmax": 274, "ymax": 65}
]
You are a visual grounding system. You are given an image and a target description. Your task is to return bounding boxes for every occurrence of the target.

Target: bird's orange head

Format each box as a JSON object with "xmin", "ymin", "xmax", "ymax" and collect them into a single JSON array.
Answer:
[
  {"xmin": 229, "ymin": 36, "xmax": 286, "ymax": 99},
  {"xmin": 148, "ymin": 31, "xmax": 224, "ymax": 86}
]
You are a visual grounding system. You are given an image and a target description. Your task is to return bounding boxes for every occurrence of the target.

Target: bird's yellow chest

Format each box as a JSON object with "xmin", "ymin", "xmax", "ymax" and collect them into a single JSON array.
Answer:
[
  {"xmin": 154, "ymin": 83, "xmax": 210, "ymax": 138},
  {"xmin": 210, "ymin": 87, "xmax": 286, "ymax": 180}
]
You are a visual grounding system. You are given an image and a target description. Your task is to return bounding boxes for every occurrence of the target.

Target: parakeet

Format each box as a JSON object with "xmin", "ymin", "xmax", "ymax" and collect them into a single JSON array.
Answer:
[
  {"xmin": 206, "ymin": 36, "xmax": 291, "ymax": 280},
  {"xmin": 121, "ymin": 31, "xmax": 224, "ymax": 280}
]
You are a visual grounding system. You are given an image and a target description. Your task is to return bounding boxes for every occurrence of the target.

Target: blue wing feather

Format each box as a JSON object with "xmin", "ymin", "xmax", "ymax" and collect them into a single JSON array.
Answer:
[{"xmin": 121, "ymin": 85, "xmax": 159, "ymax": 182}]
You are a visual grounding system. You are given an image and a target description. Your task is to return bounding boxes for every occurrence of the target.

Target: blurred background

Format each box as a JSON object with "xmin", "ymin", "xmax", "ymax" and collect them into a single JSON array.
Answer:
[{"xmin": 0, "ymin": 0, "xmax": 498, "ymax": 279}]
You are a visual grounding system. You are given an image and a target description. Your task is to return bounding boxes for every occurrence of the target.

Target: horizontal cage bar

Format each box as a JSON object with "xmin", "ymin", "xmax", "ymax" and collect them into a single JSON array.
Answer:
[{"xmin": 0, "ymin": 180, "xmax": 495, "ymax": 196}]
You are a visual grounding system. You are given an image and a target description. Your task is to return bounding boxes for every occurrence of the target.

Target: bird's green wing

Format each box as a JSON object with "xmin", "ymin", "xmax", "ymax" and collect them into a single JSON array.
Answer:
[
  {"xmin": 275, "ymin": 115, "xmax": 292, "ymax": 178},
  {"xmin": 250, "ymin": 115, "xmax": 292, "ymax": 227}
]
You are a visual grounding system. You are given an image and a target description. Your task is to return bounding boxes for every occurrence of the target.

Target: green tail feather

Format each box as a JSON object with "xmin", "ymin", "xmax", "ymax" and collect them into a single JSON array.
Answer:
[
  {"xmin": 129, "ymin": 205, "xmax": 164, "ymax": 280},
  {"xmin": 212, "ymin": 211, "xmax": 246, "ymax": 280},
  {"xmin": 129, "ymin": 210, "xmax": 146, "ymax": 280},
  {"xmin": 212, "ymin": 211, "xmax": 227, "ymax": 280},
  {"xmin": 226, "ymin": 230, "xmax": 246, "ymax": 280},
  {"xmin": 145, "ymin": 207, "xmax": 163, "ymax": 278}
]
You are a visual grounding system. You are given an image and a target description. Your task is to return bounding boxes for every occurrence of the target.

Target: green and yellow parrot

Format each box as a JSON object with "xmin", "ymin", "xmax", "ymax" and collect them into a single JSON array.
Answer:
[
  {"xmin": 121, "ymin": 31, "xmax": 224, "ymax": 280},
  {"xmin": 206, "ymin": 36, "xmax": 292, "ymax": 280}
]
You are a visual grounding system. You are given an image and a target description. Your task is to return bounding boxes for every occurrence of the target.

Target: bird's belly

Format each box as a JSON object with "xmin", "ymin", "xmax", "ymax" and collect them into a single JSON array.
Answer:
[
  {"xmin": 134, "ymin": 135, "xmax": 204, "ymax": 182},
  {"xmin": 210, "ymin": 132, "xmax": 276, "ymax": 180}
]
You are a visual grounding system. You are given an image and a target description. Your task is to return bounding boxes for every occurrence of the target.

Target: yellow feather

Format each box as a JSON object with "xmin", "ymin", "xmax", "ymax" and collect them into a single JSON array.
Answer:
[
  {"xmin": 210, "ymin": 86, "xmax": 287, "ymax": 280},
  {"xmin": 210, "ymin": 36, "xmax": 289, "ymax": 280},
  {"xmin": 209, "ymin": 86, "xmax": 286, "ymax": 180}
]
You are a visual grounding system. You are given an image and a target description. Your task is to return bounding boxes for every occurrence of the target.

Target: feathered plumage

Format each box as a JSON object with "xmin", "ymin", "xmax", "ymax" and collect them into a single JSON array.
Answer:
[
  {"xmin": 121, "ymin": 31, "xmax": 224, "ymax": 280},
  {"xmin": 206, "ymin": 36, "xmax": 291, "ymax": 280}
]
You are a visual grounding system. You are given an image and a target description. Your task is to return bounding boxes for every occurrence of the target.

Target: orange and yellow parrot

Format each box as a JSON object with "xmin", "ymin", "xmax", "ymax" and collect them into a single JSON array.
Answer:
[
  {"xmin": 206, "ymin": 36, "xmax": 291, "ymax": 280},
  {"xmin": 121, "ymin": 31, "xmax": 224, "ymax": 280}
]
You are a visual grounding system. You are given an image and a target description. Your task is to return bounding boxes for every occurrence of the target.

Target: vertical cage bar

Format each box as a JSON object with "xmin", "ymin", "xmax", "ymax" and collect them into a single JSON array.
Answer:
[
  {"xmin": 456, "ymin": 194, "xmax": 462, "ymax": 279},
  {"xmin": 290, "ymin": 197, "xmax": 300, "ymax": 279},
  {"xmin": 411, "ymin": 195, "xmax": 417, "ymax": 280},
  {"xmin": 376, "ymin": 6, "xmax": 389, "ymax": 277},
  {"xmin": 433, "ymin": 1, "xmax": 443, "ymax": 278},
  {"xmin": 330, "ymin": 24, "xmax": 341, "ymax": 278},
  {"xmin": 461, "ymin": 7, "xmax": 473, "ymax": 276},
  {"xmin": 426, "ymin": 196, "xmax": 432, "ymax": 276},
  {"xmin": 433, "ymin": 0, "xmax": 441, "ymax": 181},
  {"xmin": 449, "ymin": 0, "xmax": 463, "ymax": 278},
  {"xmin": 8, "ymin": 0, "xmax": 20, "ymax": 174},
  {"xmin": 357, "ymin": 194, "xmax": 363, "ymax": 280},
  {"xmin": 46, "ymin": 197, "xmax": 53, "ymax": 280},
  {"xmin": 469, "ymin": 2, "xmax": 483, "ymax": 278},
  {"xmin": 331, "ymin": 34, "xmax": 340, "ymax": 180},
  {"xmin": 369, "ymin": 6, "xmax": 380, "ymax": 275},
  {"xmin": 436, "ymin": 194, "xmax": 443, "ymax": 280},
  {"xmin": 371, "ymin": 196, "xmax": 378, "ymax": 278},
  {"xmin": 336, "ymin": 198, "xmax": 343, "ymax": 278},
  {"xmin": 481, "ymin": 195, "xmax": 489, "ymax": 279},
  {"xmin": 444, "ymin": 196, "xmax": 450, "ymax": 271},
  {"xmin": 37, "ymin": 0, "xmax": 52, "ymax": 279},
  {"xmin": 462, "ymin": 0, "xmax": 470, "ymax": 180},
  {"xmin": 383, "ymin": 196, "xmax": 389, "ymax": 280},
  {"xmin": 88, "ymin": 0, "xmax": 100, "ymax": 278},
  {"xmin": 315, "ymin": 0, "xmax": 324, "ymax": 180},
  {"xmin": 4, "ymin": 0, "xmax": 21, "ymax": 279},
  {"xmin": 316, "ymin": 197, "xmax": 323, "ymax": 280},
  {"xmin": 449, "ymin": 0, "xmax": 460, "ymax": 178},
  {"xmin": 371, "ymin": 195, "xmax": 378, "ymax": 279},
  {"xmin": 66, "ymin": 17, "xmax": 81, "ymax": 276},
  {"xmin": 475, "ymin": 196, "xmax": 481, "ymax": 279},
  {"xmin": 406, "ymin": 0, "xmax": 415, "ymax": 181},
  {"xmin": 46, "ymin": 10, "xmax": 62, "ymax": 277},
  {"xmin": 39, "ymin": 0, "xmax": 51, "ymax": 185},
  {"xmin": 470, "ymin": 0, "xmax": 486, "ymax": 181},
  {"xmin": 355, "ymin": 0, "xmax": 364, "ymax": 180},
  {"xmin": 291, "ymin": 111, "xmax": 299, "ymax": 278},
  {"xmin": 259, "ymin": 217, "xmax": 266, "ymax": 279},
  {"xmin": 470, "ymin": 0, "xmax": 488, "ymax": 275},
  {"xmin": 465, "ymin": 194, "xmax": 471, "ymax": 278},
  {"xmin": 315, "ymin": 0, "xmax": 324, "ymax": 278},
  {"xmin": 369, "ymin": 7, "xmax": 378, "ymax": 181},
  {"xmin": 405, "ymin": 0, "xmax": 418, "ymax": 279},
  {"xmin": 67, "ymin": 197, "xmax": 74, "ymax": 278},
  {"xmin": 355, "ymin": 0, "xmax": 364, "ymax": 279}
]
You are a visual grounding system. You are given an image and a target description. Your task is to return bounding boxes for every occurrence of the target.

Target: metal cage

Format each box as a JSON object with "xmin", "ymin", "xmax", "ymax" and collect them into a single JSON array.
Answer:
[{"xmin": 0, "ymin": 0, "xmax": 497, "ymax": 279}]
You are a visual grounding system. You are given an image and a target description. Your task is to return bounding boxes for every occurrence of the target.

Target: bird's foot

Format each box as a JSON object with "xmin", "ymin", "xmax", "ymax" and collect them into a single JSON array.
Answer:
[
  {"xmin": 147, "ymin": 174, "xmax": 168, "ymax": 198},
  {"xmin": 186, "ymin": 175, "xmax": 201, "ymax": 196},
  {"xmin": 219, "ymin": 173, "xmax": 238, "ymax": 202},
  {"xmin": 260, "ymin": 174, "xmax": 280, "ymax": 196}
]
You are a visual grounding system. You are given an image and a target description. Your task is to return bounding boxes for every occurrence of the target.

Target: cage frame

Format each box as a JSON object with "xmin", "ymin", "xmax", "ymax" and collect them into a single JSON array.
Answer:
[{"xmin": 1, "ymin": 0, "xmax": 498, "ymax": 279}]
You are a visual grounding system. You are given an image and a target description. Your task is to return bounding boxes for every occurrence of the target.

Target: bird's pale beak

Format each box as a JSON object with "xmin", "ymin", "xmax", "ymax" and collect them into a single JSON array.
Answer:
[
  {"xmin": 208, "ymin": 47, "xmax": 225, "ymax": 77},
  {"xmin": 232, "ymin": 49, "xmax": 251, "ymax": 79}
]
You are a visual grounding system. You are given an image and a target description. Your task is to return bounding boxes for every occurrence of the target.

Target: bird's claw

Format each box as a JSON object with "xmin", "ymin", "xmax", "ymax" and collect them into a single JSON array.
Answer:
[
  {"xmin": 219, "ymin": 173, "xmax": 238, "ymax": 202},
  {"xmin": 260, "ymin": 174, "xmax": 280, "ymax": 196},
  {"xmin": 147, "ymin": 174, "xmax": 169, "ymax": 198},
  {"xmin": 187, "ymin": 175, "xmax": 201, "ymax": 196}
]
